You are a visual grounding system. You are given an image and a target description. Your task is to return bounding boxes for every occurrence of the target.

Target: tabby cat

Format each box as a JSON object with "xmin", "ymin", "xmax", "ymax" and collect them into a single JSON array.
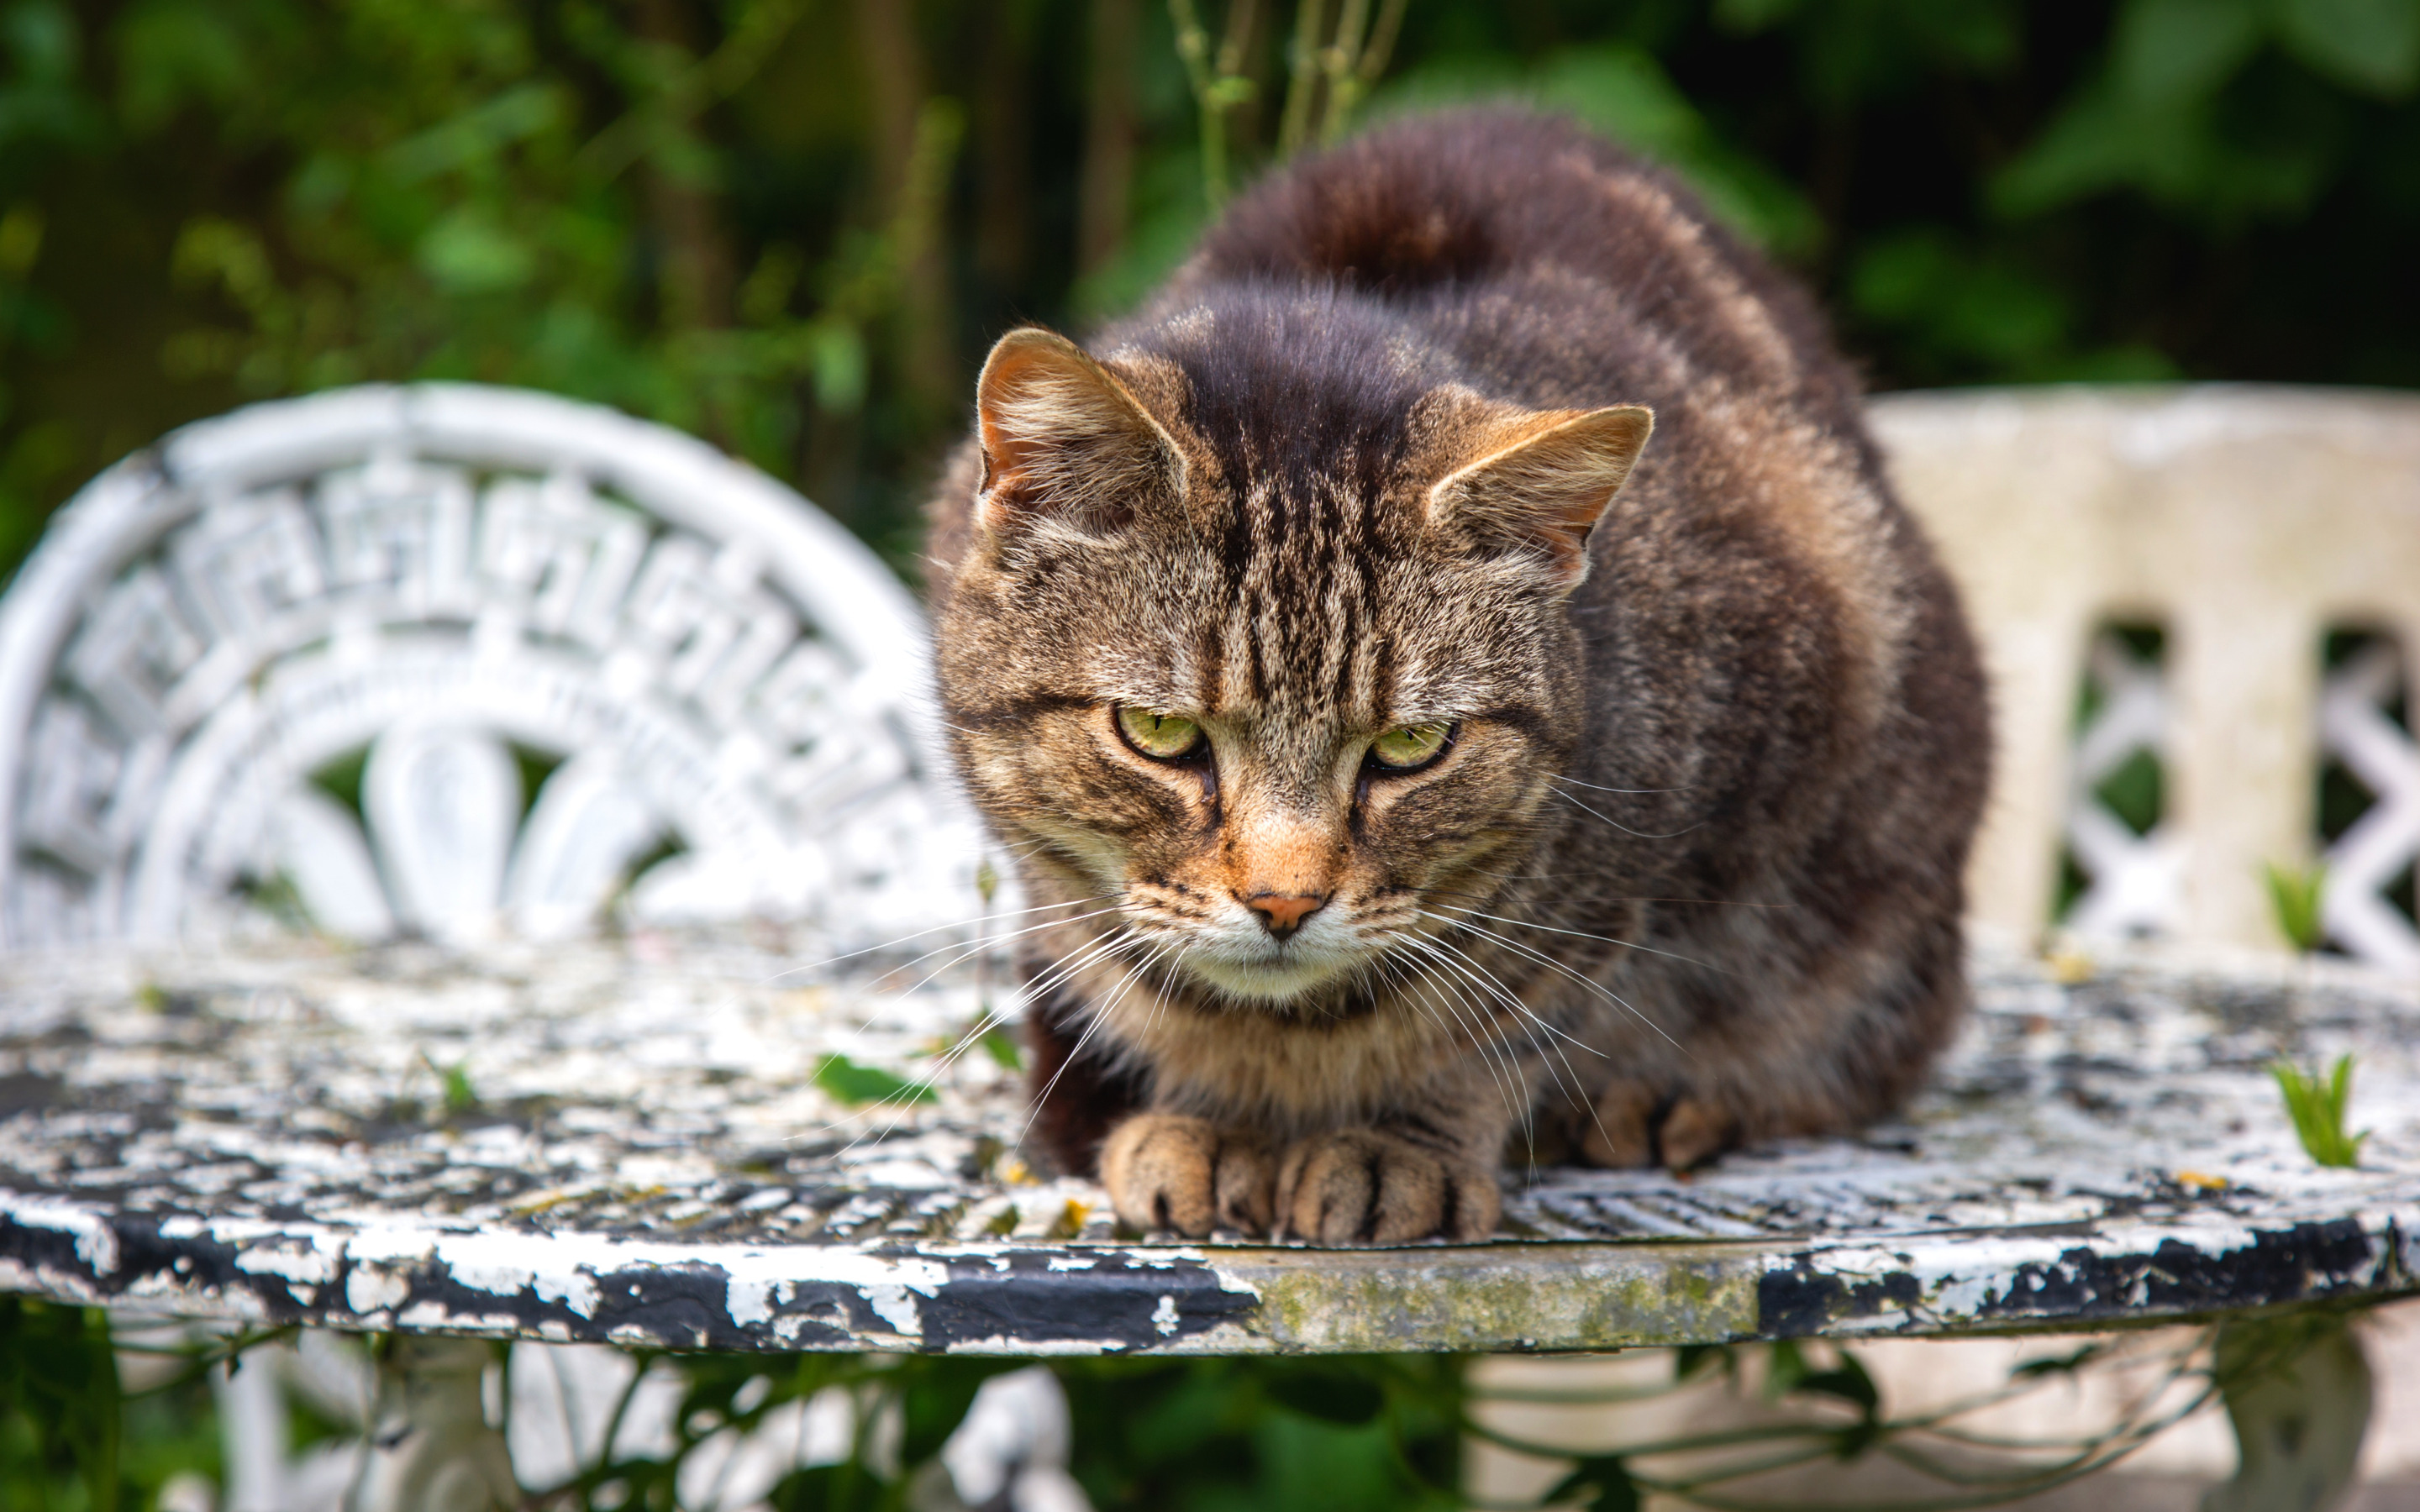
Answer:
[{"xmin": 924, "ymin": 109, "xmax": 1990, "ymax": 1244}]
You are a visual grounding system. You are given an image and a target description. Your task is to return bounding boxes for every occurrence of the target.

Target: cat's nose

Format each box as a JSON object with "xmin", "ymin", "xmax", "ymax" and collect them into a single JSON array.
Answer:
[{"xmin": 1244, "ymin": 891, "xmax": 1327, "ymax": 938}]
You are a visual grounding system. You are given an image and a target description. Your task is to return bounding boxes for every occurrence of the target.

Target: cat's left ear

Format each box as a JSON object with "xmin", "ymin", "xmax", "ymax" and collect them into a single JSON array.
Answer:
[
  {"xmin": 1428, "ymin": 406, "xmax": 1654, "ymax": 588},
  {"xmin": 973, "ymin": 327, "xmax": 1186, "ymax": 540}
]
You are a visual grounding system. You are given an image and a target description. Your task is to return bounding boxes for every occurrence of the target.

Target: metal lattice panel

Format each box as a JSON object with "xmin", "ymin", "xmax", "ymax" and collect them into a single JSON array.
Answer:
[
  {"xmin": 2321, "ymin": 638, "xmax": 2420, "ymax": 970},
  {"xmin": 0, "ymin": 385, "xmax": 987, "ymax": 950},
  {"xmin": 2061, "ymin": 631, "xmax": 2178, "ymax": 940}
]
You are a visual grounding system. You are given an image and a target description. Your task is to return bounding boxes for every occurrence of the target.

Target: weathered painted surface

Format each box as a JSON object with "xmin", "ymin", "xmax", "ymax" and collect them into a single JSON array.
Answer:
[{"xmin": 1, "ymin": 933, "xmax": 2412, "ymax": 1352}]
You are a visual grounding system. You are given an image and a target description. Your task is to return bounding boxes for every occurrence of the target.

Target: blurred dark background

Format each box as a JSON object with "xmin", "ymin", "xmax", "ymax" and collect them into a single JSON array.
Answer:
[{"xmin": 3, "ymin": 0, "xmax": 2417, "ymax": 580}]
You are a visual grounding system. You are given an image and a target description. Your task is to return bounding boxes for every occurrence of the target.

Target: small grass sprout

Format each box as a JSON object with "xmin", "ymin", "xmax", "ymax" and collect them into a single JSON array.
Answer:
[
  {"xmin": 2270, "ymin": 1053, "xmax": 2369, "ymax": 1168},
  {"xmin": 418, "ymin": 1050, "xmax": 478, "ymax": 1116},
  {"xmin": 2262, "ymin": 860, "xmax": 2328, "ymax": 954}
]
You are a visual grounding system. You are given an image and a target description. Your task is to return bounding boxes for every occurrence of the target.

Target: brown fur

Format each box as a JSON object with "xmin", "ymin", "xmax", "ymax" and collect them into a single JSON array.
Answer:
[{"xmin": 925, "ymin": 110, "xmax": 1990, "ymax": 1243}]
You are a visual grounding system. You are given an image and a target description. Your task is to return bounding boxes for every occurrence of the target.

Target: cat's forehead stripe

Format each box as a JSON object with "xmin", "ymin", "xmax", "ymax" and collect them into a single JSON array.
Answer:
[{"xmin": 1187, "ymin": 464, "xmax": 1401, "ymax": 734}]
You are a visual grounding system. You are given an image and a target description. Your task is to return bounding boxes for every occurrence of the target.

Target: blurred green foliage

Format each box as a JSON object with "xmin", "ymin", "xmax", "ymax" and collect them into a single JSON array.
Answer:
[
  {"xmin": 0, "ymin": 1297, "xmax": 227, "ymax": 1512},
  {"xmin": 2, "ymin": 0, "xmax": 2417, "ymax": 582},
  {"xmin": 0, "ymin": 1305, "xmax": 2237, "ymax": 1510},
  {"xmin": 0, "ymin": 1317, "xmax": 1467, "ymax": 1512},
  {"xmin": 0, "ymin": 1296, "xmax": 122, "ymax": 1511},
  {"xmin": 1056, "ymin": 1353, "xmax": 1462, "ymax": 1511}
]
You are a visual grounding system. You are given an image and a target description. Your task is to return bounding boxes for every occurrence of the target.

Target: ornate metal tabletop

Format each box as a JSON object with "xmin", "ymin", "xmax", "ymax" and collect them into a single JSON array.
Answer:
[{"xmin": 2, "ymin": 931, "xmax": 2412, "ymax": 1355}]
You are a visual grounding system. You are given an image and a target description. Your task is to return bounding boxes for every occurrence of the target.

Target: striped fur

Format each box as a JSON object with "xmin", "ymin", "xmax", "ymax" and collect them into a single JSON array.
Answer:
[{"xmin": 925, "ymin": 110, "xmax": 1990, "ymax": 1243}]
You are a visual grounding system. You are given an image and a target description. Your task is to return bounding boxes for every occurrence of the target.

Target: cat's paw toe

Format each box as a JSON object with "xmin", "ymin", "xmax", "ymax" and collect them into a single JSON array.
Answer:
[
  {"xmin": 1580, "ymin": 1082, "xmax": 1658, "ymax": 1168},
  {"xmin": 1578, "ymin": 1086, "xmax": 1741, "ymax": 1172},
  {"xmin": 1101, "ymin": 1114, "xmax": 1271, "ymax": 1236},
  {"xmin": 1276, "ymin": 1131, "xmax": 1500, "ymax": 1244},
  {"xmin": 1657, "ymin": 1097, "xmax": 1738, "ymax": 1171}
]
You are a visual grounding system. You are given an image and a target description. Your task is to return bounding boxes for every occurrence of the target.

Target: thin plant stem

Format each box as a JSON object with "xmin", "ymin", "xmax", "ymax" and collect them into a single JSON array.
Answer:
[
  {"xmin": 1316, "ymin": 0, "xmax": 1369, "ymax": 143},
  {"xmin": 1278, "ymin": 0, "xmax": 1328, "ymax": 156},
  {"xmin": 1170, "ymin": 0, "xmax": 1261, "ymax": 207},
  {"xmin": 1355, "ymin": 0, "xmax": 1406, "ymax": 90},
  {"xmin": 1168, "ymin": 0, "xmax": 1229, "ymax": 203}
]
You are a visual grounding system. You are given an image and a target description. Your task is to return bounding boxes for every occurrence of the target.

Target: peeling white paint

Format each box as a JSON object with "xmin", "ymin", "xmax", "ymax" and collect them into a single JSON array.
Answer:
[
  {"xmin": 347, "ymin": 1268, "xmax": 410, "ymax": 1313},
  {"xmin": 0, "ymin": 1193, "xmax": 120, "ymax": 1274},
  {"xmin": 865, "ymin": 1284, "xmax": 923, "ymax": 1337},
  {"xmin": 234, "ymin": 1239, "xmax": 340, "ymax": 1285},
  {"xmin": 942, "ymin": 1335, "xmax": 1127, "ymax": 1355},
  {"xmin": 0, "ymin": 938, "xmax": 2412, "ymax": 1353}
]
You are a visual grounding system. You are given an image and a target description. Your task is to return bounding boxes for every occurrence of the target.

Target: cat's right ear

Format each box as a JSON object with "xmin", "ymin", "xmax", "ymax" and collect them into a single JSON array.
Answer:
[
  {"xmin": 1426, "ymin": 405, "xmax": 1654, "ymax": 590},
  {"xmin": 973, "ymin": 328, "xmax": 1186, "ymax": 540}
]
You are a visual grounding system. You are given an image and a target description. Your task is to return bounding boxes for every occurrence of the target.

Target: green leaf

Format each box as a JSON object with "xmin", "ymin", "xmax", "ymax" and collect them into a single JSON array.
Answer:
[
  {"xmin": 2264, "ymin": 861, "xmax": 2328, "ymax": 953},
  {"xmin": 980, "ymin": 1025, "xmax": 1024, "ymax": 1071},
  {"xmin": 2114, "ymin": 0, "xmax": 2262, "ymax": 102},
  {"xmin": 416, "ymin": 208, "xmax": 535, "ymax": 294},
  {"xmin": 808, "ymin": 321, "xmax": 866, "ymax": 412},
  {"xmin": 1546, "ymin": 1454, "xmax": 1641, "ymax": 1512},
  {"xmin": 1263, "ymin": 1362, "xmax": 1386, "ymax": 1425},
  {"xmin": 2275, "ymin": 0, "xmax": 2420, "ymax": 96},
  {"xmin": 1762, "ymin": 1338, "xmax": 1810, "ymax": 1401},
  {"xmin": 1799, "ymin": 1351, "xmax": 1884, "ymax": 1457},
  {"xmin": 1794, "ymin": 1352, "xmax": 1879, "ymax": 1416},
  {"xmin": 1675, "ymin": 1342, "xmax": 1734, "ymax": 1382},
  {"xmin": 1848, "ymin": 227, "xmax": 2073, "ymax": 371},
  {"xmin": 767, "ymin": 1461, "xmax": 887, "ymax": 1511},
  {"xmin": 383, "ymin": 82, "xmax": 565, "ymax": 181},
  {"xmin": 813, "ymin": 1053, "xmax": 936, "ymax": 1106},
  {"xmin": 2271, "ymin": 1053, "xmax": 2371, "ymax": 1168}
]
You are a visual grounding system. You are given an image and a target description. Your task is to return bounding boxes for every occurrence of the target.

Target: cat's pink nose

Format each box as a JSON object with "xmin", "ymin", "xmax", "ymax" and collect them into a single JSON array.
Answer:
[{"xmin": 1244, "ymin": 891, "xmax": 1327, "ymax": 937}]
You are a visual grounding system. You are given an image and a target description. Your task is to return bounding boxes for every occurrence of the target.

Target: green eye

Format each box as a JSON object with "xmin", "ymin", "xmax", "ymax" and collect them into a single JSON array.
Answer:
[
  {"xmin": 1116, "ymin": 706, "xmax": 1205, "ymax": 759},
  {"xmin": 1370, "ymin": 722, "xmax": 1453, "ymax": 770}
]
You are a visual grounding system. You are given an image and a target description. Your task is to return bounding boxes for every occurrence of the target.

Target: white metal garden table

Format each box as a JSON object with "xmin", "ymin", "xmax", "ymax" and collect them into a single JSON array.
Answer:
[{"xmin": 2, "ymin": 381, "xmax": 2417, "ymax": 1507}]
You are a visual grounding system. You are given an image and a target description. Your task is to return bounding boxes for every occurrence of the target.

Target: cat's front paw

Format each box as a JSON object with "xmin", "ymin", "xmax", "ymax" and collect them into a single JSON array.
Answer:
[
  {"xmin": 1580, "ymin": 1082, "xmax": 1740, "ymax": 1171},
  {"xmin": 1100, "ymin": 1114, "xmax": 1275, "ymax": 1236},
  {"xmin": 1275, "ymin": 1131, "xmax": 1500, "ymax": 1244}
]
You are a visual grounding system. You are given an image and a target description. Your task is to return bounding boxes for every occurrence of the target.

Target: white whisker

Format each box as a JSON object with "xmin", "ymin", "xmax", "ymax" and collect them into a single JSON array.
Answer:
[
  {"xmin": 1402, "ymin": 932, "xmax": 1597, "ymax": 1127},
  {"xmin": 1416, "ymin": 909, "xmax": 1688, "ymax": 1057},
  {"xmin": 1014, "ymin": 932, "xmax": 1154, "ymax": 1152},
  {"xmin": 1428, "ymin": 900, "xmax": 1732, "ymax": 976},
  {"xmin": 765, "ymin": 892, "xmax": 1116, "ymax": 983},
  {"xmin": 1548, "ymin": 783, "xmax": 1704, "ymax": 841},
  {"xmin": 1381, "ymin": 943, "xmax": 1528, "ymax": 1135},
  {"xmin": 1552, "ymin": 773, "xmax": 1693, "ymax": 795}
]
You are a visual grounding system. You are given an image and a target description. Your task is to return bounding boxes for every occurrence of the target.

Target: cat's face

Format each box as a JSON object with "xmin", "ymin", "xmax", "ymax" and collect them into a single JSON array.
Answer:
[{"xmin": 935, "ymin": 326, "xmax": 1649, "ymax": 1007}]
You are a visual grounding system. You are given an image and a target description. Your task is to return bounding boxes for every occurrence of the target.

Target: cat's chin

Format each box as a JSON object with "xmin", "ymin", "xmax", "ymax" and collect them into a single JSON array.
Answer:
[{"xmin": 1176, "ymin": 949, "xmax": 1363, "ymax": 1005}]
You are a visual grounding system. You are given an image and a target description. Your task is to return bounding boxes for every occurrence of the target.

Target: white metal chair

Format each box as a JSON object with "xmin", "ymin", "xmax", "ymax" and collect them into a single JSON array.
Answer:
[
  {"xmin": 0, "ymin": 382, "xmax": 985, "ymax": 952},
  {"xmin": 1874, "ymin": 384, "xmax": 2420, "ymax": 968}
]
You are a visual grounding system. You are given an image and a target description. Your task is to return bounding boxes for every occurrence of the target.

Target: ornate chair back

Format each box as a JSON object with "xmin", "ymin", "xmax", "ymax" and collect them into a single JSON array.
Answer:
[
  {"xmin": 1875, "ymin": 386, "xmax": 2420, "ymax": 969},
  {"xmin": 0, "ymin": 384, "xmax": 981, "ymax": 949}
]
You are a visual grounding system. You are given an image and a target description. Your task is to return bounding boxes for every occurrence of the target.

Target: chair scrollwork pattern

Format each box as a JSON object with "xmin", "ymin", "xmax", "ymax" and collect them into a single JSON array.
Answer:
[{"xmin": 0, "ymin": 383, "xmax": 985, "ymax": 948}]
